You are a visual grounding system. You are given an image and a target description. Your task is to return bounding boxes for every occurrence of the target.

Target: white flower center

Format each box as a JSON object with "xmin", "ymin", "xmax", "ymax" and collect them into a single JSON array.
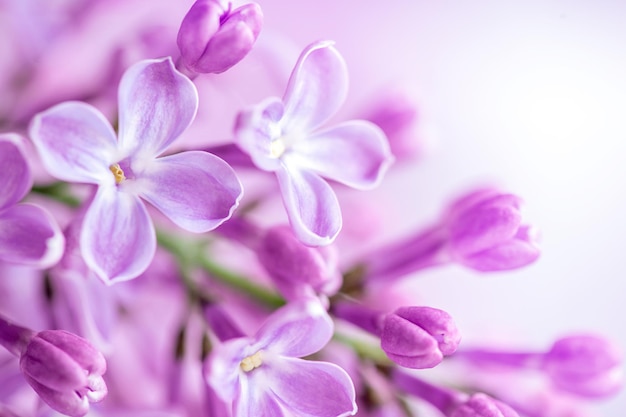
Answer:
[{"xmin": 240, "ymin": 350, "xmax": 263, "ymax": 372}]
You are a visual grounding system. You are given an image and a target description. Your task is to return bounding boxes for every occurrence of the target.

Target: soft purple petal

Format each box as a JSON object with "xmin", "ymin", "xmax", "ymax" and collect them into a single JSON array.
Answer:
[
  {"xmin": 291, "ymin": 121, "xmax": 393, "ymax": 189},
  {"xmin": 0, "ymin": 134, "xmax": 32, "ymax": 210},
  {"xmin": 137, "ymin": 151, "xmax": 242, "ymax": 232},
  {"xmin": 460, "ymin": 235, "xmax": 540, "ymax": 272},
  {"xmin": 196, "ymin": 3, "xmax": 264, "ymax": 74},
  {"xmin": 264, "ymin": 356, "xmax": 357, "ymax": 417},
  {"xmin": 81, "ymin": 187, "xmax": 155, "ymax": 284},
  {"xmin": 234, "ymin": 370, "xmax": 287, "ymax": 417},
  {"xmin": 117, "ymin": 57, "xmax": 198, "ymax": 159},
  {"xmin": 253, "ymin": 300, "xmax": 333, "ymax": 358},
  {"xmin": 276, "ymin": 163, "xmax": 342, "ymax": 246},
  {"xmin": 29, "ymin": 101, "xmax": 118, "ymax": 184},
  {"xmin": 234, "ymin": 97, "xmax": 285, "ymax": 171},
  {"xmin": 177, "ymin": 0, "xmax": 223, "ymax": 69},
  {"xmin": 0, "ymin": 203, "xmax": 64, "ymax": 268},
  {"xmin": 448, "ymin": 194, "xmax": 523, "ymax": 256},
  {"xmin": 281, "ymin": 41, "xmax": 348, "ymax": 134},
  {"xmin": 205, "ymin": 338, "xmax": 253, "ymax": 402}
]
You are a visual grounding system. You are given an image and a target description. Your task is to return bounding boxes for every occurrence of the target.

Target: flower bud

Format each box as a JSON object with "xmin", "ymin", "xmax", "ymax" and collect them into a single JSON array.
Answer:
[
  {"xmin": 450, "ymin": 393, "xmax": 519, "ymax": 417},
  {"xmin": 257, "ymin": 225, "xmax": 342, "ymax": 300},
  {"xmin": 177, "ymin": 0, "xmax": 263, "ymax": 74},
  {"xmin": 542, "ymin": 334, "xmax": 623, "ymax": 398},
  {"xmin": 19, "ymin": 330, "xmax": 107, "ymax": 417},
  {"xmin": 380, "ymin": 306, "xmax": 460, "ymax": 368},
  {"xmin": 446, "ymin": 189, "xmax": 540, "ymax": 272}
]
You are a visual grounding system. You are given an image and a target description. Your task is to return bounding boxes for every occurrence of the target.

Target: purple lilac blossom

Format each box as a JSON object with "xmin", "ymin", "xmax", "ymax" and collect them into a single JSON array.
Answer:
[
  {"xmin": 234, "ymin": 40, "xmax": 394, "ymax": 246},
  {"xmin": 360, "ymin": 188, "xmax": 540, "ymax": 285},
  {"xmin": 0, "ymin": 134, "xmax": 64, "ymax": 268},
  {"xmin": 177, "ymin": 0, "xmax": 263, "ymax": 75},
  {"xmin": 333, "ymin": 302, "xmax": 460, "ymax": 369},
  {"xmin": 29, "ymin": 57, "xmax": 243, "ymax": 284},
  {"xmin": 205, "ymin": 300, "xmax": 357, "ymax": 417},
  {"xmin": 0, "ymin": 316, "xmax": 107, "ymax": 417},
  {"xmin": 456, "ymin": 333, "xmax": 623, "ymax": 399},
  {"xmin": 392, "ymin": 370, "xmax": 519, "ymax": 417}
]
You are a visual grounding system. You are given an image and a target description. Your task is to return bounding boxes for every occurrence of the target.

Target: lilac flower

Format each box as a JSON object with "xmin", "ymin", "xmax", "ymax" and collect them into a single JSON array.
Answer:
[
  {"xmin": 392, "ymin": 370, "xmax": 519, "ymax": 417},
  {"xmin": 0, "ymin": 133, "xmax": 64, "ymax": 268},
  {"xmin": 234, "ymin": 40, "xmax": 393, "ymax": 246},
  {"xmin": 30, "ymin": 57, "xmax": 243, "ymax": 284},
  {"xmin": 0, "ymin": 316, "xmax": 107, "ymax": 417},
  {"xmin": 205, "ymin": 300, "xmax": 357, "ymax": 417},
  {"xmin": 542, "ymin": 334, "xmax": 623, "ymax": 398},
  {"xmin": 357, "ymin": 188, "xmax": 540, "ymax": 286},
  {"xmin": 456, "ymin": 333, "xmax": 623, "ymax": 399},
  {"xmin": 177, "ymin": 0, "xmax": 263, "ymax": 75},
  {"xmin": 446, "ymin": 189, "xmax": 540, "ymax": 271},
  {"xmin": 333, "ymin": 302, "xmax": 460, "ymax": 369},
  {"xmin": 256, "ymin": 224, "xmax": 342, "ymax": 300}
]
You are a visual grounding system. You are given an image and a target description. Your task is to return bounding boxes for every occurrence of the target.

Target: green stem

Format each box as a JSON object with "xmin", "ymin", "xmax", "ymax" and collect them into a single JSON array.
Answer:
[
  {"xmin": 156, "ymin": 229, "xmax": 284, "ymax": 309},
  {"xmin": 30, "ymin": 182, "xmax": 82, "ymax": 207},
  {"xmin": 332, "ymin": 330, "xmax": 392, "ymax": 365}
]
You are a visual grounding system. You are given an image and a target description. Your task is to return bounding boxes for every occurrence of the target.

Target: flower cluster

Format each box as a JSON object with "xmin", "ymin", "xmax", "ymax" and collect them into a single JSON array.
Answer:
[{"xmin": 0, "ymin": 1, "xmax": 621, "ymax": 417}]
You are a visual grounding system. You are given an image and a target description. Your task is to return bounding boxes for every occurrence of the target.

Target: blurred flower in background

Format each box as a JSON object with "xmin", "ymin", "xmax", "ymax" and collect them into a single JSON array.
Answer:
[{"xmin": 0, "ymin": 0, "xmax": 625, "ymax": 416}]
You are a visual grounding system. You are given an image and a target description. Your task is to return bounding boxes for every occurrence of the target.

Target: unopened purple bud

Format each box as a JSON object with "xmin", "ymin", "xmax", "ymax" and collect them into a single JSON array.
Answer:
[
  {"xmin": 380, "ymin": 306, "xmax": 461, "ymax": 368},
  {"xmin": 362, "ymin": 92, "xmax": 423, "ymax": 161},
  {"xmin": 450, "ymin": 393, "xmax": 519, "ymax": 417},
  {"xmin": 446, "ymin": 189, "xmax": 540, "ymax": 272},
  {"xmin": 257, "ymin": 225, "xmax": 342, "ymax": 299},
  {"xmin": 19, "ymin": 330, "xmax": 107, "ymax": 417},
  {"xmin": 542, "ymin": 334, "xmax": 623, "ymax": 398},
  {"xmin": 177, "ymin": 0, "xmax": 263, "ymax": 74}
]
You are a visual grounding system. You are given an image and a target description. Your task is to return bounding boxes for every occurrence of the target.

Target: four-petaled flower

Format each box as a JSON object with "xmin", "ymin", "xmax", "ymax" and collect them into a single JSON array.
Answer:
[
  {"xmin": 234, "ymin": 40, "xmax": 393, "ymax": 246},
  {"xmin": 205, "ymin": 300, "xmax": 357, "ymax": 417},
  {"xmin": 0, "ymin": 133, "xmax": 64, "ymax": 268},
  {"xmin": 30, "ymin": 57, "xmax": 243, "ymax": 284}
]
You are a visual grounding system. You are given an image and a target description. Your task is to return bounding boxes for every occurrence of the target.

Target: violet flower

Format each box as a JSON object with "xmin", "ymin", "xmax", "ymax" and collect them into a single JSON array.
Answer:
[
  {"xmin": 333, "ymin": 302, "xmax": 460, "ymax": 369},
  {"xmin": 446, "ymin": 189, "xmax": 540, "ymax": 271},
  {"xmin": 205, "ymin": 300, "xmax": 357, "ymax": 417},
  {"xmin": 234, "ymin": 40, "xmax": 393, "ymax": 246},
  {"xmin": 357, "ymin": 188, "xmax": 540, "ymax": 286},
  {"xmin": 392, "ymin": 370, "xmax": 519, "ymax": 417},
  {"xmin": 30, "ymin": 57, "xmax": 243, "ymax": 284},
  {"xmin": 543, "ymin": 334, "xmax": 623, "ymax": 398},
  {"xmin": 0, "ymin": 133, "xmax": 64, "ymax": 268},
  {"xmin": 177, "ymin": 0, "xmax": 263, "ymax": 75},
  {"xmin": 0, "ymin": 316, "xmax": 107, "ymax": 417},
  {"xmin": 456, "ymin": 333, "xmax": 623, "ymax": 399},
  {"xmin": 256, "ymin": 224, "xmax": 342, "ymax": 300}
]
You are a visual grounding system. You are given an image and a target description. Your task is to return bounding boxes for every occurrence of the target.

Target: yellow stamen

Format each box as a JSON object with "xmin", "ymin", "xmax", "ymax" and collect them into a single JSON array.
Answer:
[
  {"xmin": 270, "ymin": 139, "xmax": 286, "ymax": 159},
  {"xmin": 109, "ymin": 163, "xmax": 126, "ymax": 184},
  {"xmin": 240, "ymin": 350, "xmax": 263, "ymax": 372}
]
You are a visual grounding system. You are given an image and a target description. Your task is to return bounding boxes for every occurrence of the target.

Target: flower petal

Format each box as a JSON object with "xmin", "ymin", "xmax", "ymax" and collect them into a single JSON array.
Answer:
[
  {"xmin": 253, "ymin": 300, "xmax": 333, "ymax": 358},
  {"xmin": 0, "ymin": 134, "xmax": 33, "ymax": 210},
  {"xmin": 205, "ymin": 338, "xmax": 251, "ymax": 402},
  {"xmin": 276, "ymin": 163, "xmax": 342, "ymax": 246},
  {"xmin": 291, "ymin": 120, "xmax": 393, "ymax": 189},
  {"xmin": 29, "ymin": 101, "xmax": 118, "ymax": 184},
  {"xmin": 117, "ymin": 57, "xmax": 198, "ymax": 159},
  {"xmin": 264, "ymin": 356, "xmax": 357, "ymax": 417},
  {"xmin": 136, "ymin": 151, "xmax": 242, "ymax": 233},
  {"xmin": 0, "ymin": 203, "xmax": 64, "ymax": 268},
  {"xmin": 81, "ymin": 187, "xmax": 155, "ymax": 284},
  {"xmin": 281, "ymin": 41, "xmax": 348, "ymax": 134},
  {"xmin": 234, "ymin": 370, "xmax": 287, "ymax": 417}
]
